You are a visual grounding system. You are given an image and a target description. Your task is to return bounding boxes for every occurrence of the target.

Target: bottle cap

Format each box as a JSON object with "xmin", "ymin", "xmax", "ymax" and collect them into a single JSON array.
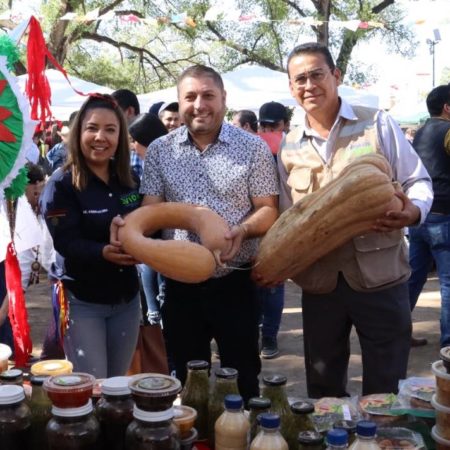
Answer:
[
  {"xmin": 52, "ymin": 399, "xmax": 93, "ymax": 417},
  {"xmin": 291, "ymin": 400, "xmax": 314, "ymax": 414},
  {"xmin": 215, "ymin": 367, "xmax": 238, "ymax": 379},
  {"xmin": 187, "ymin": 360, "xmax": 209, "ymax": 370},
  {"xmin": 259, "ymin": 413, "xmax": 280, "ymax": 429},
  {"xmin": 356, "ymin": 420, "xmax": 377, "ymax": 437},
  {"xmin": 326, "ymin": 428, "xmax": 348, "ymax": 446},
  {"xmin": 298, "ymin": 430, "xmax": 324, "ymax": 445},
  {"xmin": 262, "ymin": 374, "xmax": 287, "ymax": 386},
  {"xmin": 0, "ymin": 385, "xmax": 25, "ymax": 404},
  {"xmin": 101, "ymin": 376, "xmax": 131, "ymax": 396},
  {"xmin": 333, "ymin": 419, "xmax": 357, "ymax": 433},
  {"xmin": 248, "ymin": 396, "xmax": 271, "ymax": 410},
  {"xmin": 224, "ymin": 394, "xmax": 243, "ymax": 409},
  {"xmin": 30, "ymin": 375, "xmax": 49, "ymax": 386}
]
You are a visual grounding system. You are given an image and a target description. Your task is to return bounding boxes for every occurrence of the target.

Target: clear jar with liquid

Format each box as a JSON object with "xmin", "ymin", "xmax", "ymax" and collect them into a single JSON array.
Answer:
[
  {"xmin": 326, "ymin": 428, "xmax": 349, "ymax": 450},
  {"xmin": 250, "ymin": 413, "xmax": 288, "ymax": 450}
]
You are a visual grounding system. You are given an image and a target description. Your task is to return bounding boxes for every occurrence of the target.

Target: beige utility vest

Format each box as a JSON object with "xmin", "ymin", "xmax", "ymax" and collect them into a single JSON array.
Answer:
[{"xmin": 280, "ymin": 106, "xmax": 410, "ymax": 294}]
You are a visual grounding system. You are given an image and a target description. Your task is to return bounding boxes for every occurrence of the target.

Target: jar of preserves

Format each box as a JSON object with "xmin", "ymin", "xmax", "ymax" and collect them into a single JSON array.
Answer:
[
  {"xmin": 298, "ymin": 430, "xmax": 325, "ymax": 450},
  {"xmin": 126, "ymin": 406, "xmax": 180, "ymax": 449},
  {"xmin": 248, "ymin": 396, "xmax": 271, "ymax": 441},
  {"xmin": 30, "ymin": 360, "xmax": 73, "ymax": 377},
  {"xmin": 29, "ymin": 375, "xmax": 52, "ymax": 450},
  {"xmin": 291, "ymin": 401, "xmax": 315, "ymax": 432},
  {"xmin": 43, "ymin": 373, "xmax": 95, "ymax": 408},
  {"xmin": 95, "ymin": 376, "xmax": 134, "ymax": 450},
  {"xmin": 46, "ymin": 399, "xmax": 100, "ymax": 450},
  {"xmin": 128, "ymin": 373, "xmax": 181, "ymax": 412},
  {"xmin": 0, "ymin": 369, "xmax": 24, "ymax": 386},
  {"xmin": 207, "ymin": 367, "xmax": 239, "ymax": 448},
  {"xmin": 180, "ymin": 360, "xmax": 209, "ymax": 440}
]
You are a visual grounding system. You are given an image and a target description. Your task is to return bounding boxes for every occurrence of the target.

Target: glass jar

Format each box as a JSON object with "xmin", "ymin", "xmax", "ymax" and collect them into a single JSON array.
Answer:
[
  {"xmin": 291, "ymin": 401, "xmax": 315, "ymax": 432},
  {"xmin": 333, "ymin": 420, "xmax": 357, "ymax": 446},
  {"xmin": 207, "ymin": 367, "xmax": 239, "ymax": 448},
  {"xmin": 126, "ymin": 406, "xmax": 180, "ymax": 449},
  {"xmin": 0, "ymin": 384, "xmax": 31, "ymax": 449},
  {"xmin": 298, "ymin": 430, "xmax": 325, "ymax": 450},
  {"xmin": 248, "ymin": 396, "xmax": 271, "ymax": 441},
  {"xmin": 180, "ymin": 360, "xmax": 209, "ymax": 440},
  {"xmin": 46, "ymin": 400, "xmax": 100, "ymax": 450},
  {"xmin": 0, "ymin": 369, "xmax": 24, "ymax": 386},
  {"xmin": 29, "ymin": 376, "xmax": 52, "ymax": 450},
  {"xmin": 95, "ymin": 376, "xmax": 134, "ymax": 450},
  {"xmin": 43, "ymin": 373, "xmax": 95, "ymax": 408},
  {"xmin": 128, "ymin": 373, "xmax": 181, "ymax": 412}
]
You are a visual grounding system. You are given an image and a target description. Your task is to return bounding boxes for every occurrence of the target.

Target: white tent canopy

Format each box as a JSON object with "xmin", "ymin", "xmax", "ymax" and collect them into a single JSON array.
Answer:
[
  {"xmin": 17, "ymin": 69, "xmax": 113, "ymax": 121},
  {"xmin": 137, "ymin": 65, "xmax": 379, "ymax": 122}
]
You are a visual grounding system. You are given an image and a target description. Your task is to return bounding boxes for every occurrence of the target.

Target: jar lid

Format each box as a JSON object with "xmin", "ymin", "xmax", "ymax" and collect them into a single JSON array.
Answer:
[
  {"xmin": 248, "ymin": 396, "xmax": 271, "ymax": 410},
  {"xmin": 215, "ymin": 367, "xmax": 238, "ymax": 379},
  {"xmin": 259, "ymin": 413, "xmax": 281, "ymax": 429},
  {"xmin": 31, "ymin": 359, "xmax": 73, "ymax": 376},
  {"xmin": 326, "ymin": 429, "xmax": 348, "ymax": 446},
  {"xmin": 44, "ymin": 372, "xmax": 95, "ymax": 394},
  {"xmin": 0, "ymin": 368, "xmax": 23, "ymax": 380},
  {"xmin": 52, "ymin": 399, "xmax": 93, "ymax": 417},
  {"xmin": 262, "ymin": 374, "xmax": 287, "ymax": 386},
  {"xmin": 224, "ymin": 394, "xmax": 243, "ymax": 410},
  {"xmin": 133, "ymin": 405, "xmax": 174, "ymax": 422},
  {"xmin": 356, "ymin": 421, "xmax": 377, "ymax": 437},
  {"xmin": 0, "ymin": 385, "xmax": 25, "ymax": 404},
  {"xmin": 440, "ymin": 347, "xmax": 450, "ymax": 362},
  {"xmin": 187, "ymin": 360, "xmax": 209, "ymax": 370},
  {"xmin": 129, "ymin": 373, "xmax": 181, "ymax": 398},
  {"xmin": 101, "ymin": 376, "xmax": 131, "ymax": 396},
  {"xmin": 333, "ymin": 420, "xmax": 357, "ymax": 433},
  {"xmin": 30, "ymin": 375, "xmax": 49, "ymax": 386},
  {"xmin": 298, "ymin": 430, "xmax": 324, "ymax": 445},
  {"xmin": 291, "ymin": 400, "xmax": 314, "ymax": 414}
]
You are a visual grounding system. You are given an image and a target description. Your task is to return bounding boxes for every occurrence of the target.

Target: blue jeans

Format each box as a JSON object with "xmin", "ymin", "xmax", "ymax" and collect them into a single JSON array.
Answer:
[
  {"xmin": 409, "ymin": 213, "xmax": 450, "ymax": 347},
  {"xmin": 64, "ymin": 291, "xmax": 140, "ymax": 378},
  {"xmin": 139, "ymin": 264, "xmax": 164, "ymax": 315},
  {"xmin": 258, "ymin": 284, "xmax": 285, "ymax": 340}
]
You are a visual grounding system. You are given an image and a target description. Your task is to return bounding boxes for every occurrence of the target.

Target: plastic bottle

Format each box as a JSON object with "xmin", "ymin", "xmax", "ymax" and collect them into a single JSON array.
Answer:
[
  {"xmin": 348, "ymin": 421, "xmax": 382, "ymax": 450},
  {"xmin": 250, "ymin": 413, "xmax": 288, "ymax": 450},
  {"xmin": 333, "ymin": 420, "xmax": 357, "ymax": 446},
  {"xmin": 95, "ymin": 376, "xmax": 134, "ymax": 450},
  {"xmin": 215, "ymin": 394, "xmax": 250, "ymax": 450},
  {"xmin": 325, "ymin": 428, "xmax": 349, "ymax": 450},
  {"xmin": 208, "ymin": 367, "xmax": 239, "ymax": 447},
  {"xmin": 248, "ymin": 396, "xmax": 271, "ymax": 441},
  {"xmin": 180, "ymin": 360, "xmax": 209, "ymax": 440},
  {"xmin": 29, "ymin": 375, "xmax": 52, "ymax": 450}
]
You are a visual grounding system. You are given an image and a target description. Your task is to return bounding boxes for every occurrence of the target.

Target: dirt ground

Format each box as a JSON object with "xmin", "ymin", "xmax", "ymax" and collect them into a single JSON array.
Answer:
[{"xmin": 24, "ymin": 272, "xmax": 441, "ymax": 399}]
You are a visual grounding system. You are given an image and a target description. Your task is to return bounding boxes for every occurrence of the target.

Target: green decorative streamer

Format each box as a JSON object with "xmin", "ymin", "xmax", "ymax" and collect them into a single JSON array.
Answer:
[
  {"xmin": 4, "ymin": 167, "xmax": 28, "ymax": 200},
  {"xmin": 0, "ymin": 35, "xmax": 20, "ymax": 70}
]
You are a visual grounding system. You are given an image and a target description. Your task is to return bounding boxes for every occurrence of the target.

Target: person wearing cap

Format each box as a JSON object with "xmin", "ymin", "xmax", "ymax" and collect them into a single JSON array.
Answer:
[
  {"xmin": 408, "ymin": 84, "xmax": 450, "ymax": 349},
  {"xmin": 259, "ymin": 101, "xmax": 290, "ymax": 133},
  {"xmin": 255, "ymin": 42, "xmax": 433, "ymax": 398},
  {"xmin": 111, "ymin": 89, "xmax": 140, "ymax": 124},
  {"xmin": 158, "ymin": 102, "xmax": 181, "ymax": 132},
  {"xmin": 46, "ymin": 125, "xmax": 70, "ymax": 173}
]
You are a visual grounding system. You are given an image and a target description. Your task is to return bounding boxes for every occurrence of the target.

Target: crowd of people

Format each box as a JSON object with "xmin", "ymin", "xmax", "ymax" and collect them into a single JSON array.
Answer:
[{"xmin": 1, "ymin": 42, "xmax": 449, "ymax": 403}]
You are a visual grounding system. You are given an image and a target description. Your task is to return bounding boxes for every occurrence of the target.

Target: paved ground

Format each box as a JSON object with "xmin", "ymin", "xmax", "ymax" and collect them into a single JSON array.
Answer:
[{"xmin": 25, "ymin": 274, "xmax": 441, "ymax": 398}]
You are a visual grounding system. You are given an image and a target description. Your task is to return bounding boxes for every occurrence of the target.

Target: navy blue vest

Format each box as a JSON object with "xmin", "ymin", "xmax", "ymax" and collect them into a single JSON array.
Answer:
[{"xmin": 413, "ymin": 118, "xmax": 450, "ymax": 214}]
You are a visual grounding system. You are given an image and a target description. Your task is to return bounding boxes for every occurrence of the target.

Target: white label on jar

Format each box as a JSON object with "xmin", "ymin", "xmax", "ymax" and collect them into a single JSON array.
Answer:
[{"xmin": 342, "ymin": 404, "xmax": 351, "ymax": 421}]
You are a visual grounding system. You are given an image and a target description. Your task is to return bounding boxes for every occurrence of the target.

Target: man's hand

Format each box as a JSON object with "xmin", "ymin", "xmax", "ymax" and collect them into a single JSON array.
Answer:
[
  {"xmin": 220, "ymin": 224, "xmax": 248, "ymax": 263},
  {"xmin": 373, "ymin": 190, "xmax": 421, "ymax": 232},
  {"xmin": 110, "ymin": 215, "xmax": 126, "ymax": 247},
  {"xmin": 102, "ymin": 244, "xmax": 139, "ymax": 265}
]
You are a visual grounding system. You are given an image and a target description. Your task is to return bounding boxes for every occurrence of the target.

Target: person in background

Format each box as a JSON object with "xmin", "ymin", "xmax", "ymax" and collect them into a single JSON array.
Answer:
[
  {"xmin": 259, "ymin": 101, "xmax": 290, "ymax": 134},
  {"xmin": 158, "ymin": 101, "xmax": 181, "ymax": 132},
  {"xmin": 231, "ymin": 108, "xmax": 284, "ymax": 359},
  {"xmin": 46, "ymin": 125, "xmax": 70, "ymax": 173},
  {"xmin": 112, "ymin": 89, "xmax": 140, "ymax": 124},
  {"xmin": 41, "ymin": 94, "xmax": 141, "ymax": 378},
  {"xmin": 261, "ymin": 42, "xmax": 433, "ymax": 398},
  {"xmin": 408, "ymin": 84, "xmax": 450, "ymax": 348},
  {"xmin": 128, "ymin": 112, "xmax": 168, "ymax": 324}
]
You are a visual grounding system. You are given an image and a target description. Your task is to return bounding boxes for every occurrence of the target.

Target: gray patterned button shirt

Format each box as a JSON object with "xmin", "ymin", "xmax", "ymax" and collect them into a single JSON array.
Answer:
[{"xmin": 140, "ymin": 122, "xmax": 279, "ymax": 277}]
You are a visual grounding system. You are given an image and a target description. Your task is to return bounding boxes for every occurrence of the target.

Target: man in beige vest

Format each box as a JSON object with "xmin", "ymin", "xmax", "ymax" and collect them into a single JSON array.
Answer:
[{"xmin": 277, "ymin": 42, "xmax": 433, "ymax": 397}]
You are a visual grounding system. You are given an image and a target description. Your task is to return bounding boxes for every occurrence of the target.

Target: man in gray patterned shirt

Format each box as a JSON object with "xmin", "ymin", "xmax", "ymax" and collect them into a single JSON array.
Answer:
[{"xmin": 139, "ymin": 65, "xmax": 279, "ymax": 402}]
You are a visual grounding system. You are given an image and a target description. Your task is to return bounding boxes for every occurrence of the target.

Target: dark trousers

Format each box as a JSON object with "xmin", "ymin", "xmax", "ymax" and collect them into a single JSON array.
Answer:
[
  {"xmin": 161, "ymin": 269, "xmax": 261, "ymax": 403},
  {"xmin": 302, "ymin": 275, "xmax": 412, "ymax": 398}
]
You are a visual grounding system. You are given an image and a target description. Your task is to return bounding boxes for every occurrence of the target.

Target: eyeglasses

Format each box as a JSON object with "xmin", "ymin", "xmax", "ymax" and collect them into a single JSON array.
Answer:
[{"xmin": 291, "ymin": 68, "xmax": 332, "ymax": 87}]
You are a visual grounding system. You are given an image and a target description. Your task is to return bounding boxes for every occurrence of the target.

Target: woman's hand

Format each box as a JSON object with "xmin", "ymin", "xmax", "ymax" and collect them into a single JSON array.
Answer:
[{"xmin": 102, "ymin": 244, "xmax": 139, "ymax": 265}]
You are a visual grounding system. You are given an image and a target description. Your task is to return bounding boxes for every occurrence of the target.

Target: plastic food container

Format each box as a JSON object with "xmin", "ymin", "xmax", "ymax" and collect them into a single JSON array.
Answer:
[
  {"xmin": 440, "ymin": 348, "xmax": 450, "ymax": 374},
  {"xmin": 376, "ymin": 426, "xmax": 426, "ymax": 450},
  {"xmin": 433, "ymin": 361, "xmax": 450, "ymax": 407},
  {"xmin": 44, "ymin": 373, "xmax": 95, "ymax": 408},
  {"xmin": 0, "ymin": 343, "xmax": 12, "ymax": 372},
  {"xmin": 30, "ymin": 360, "xmax": 73, "ymax": 377},
  {"xmin": 432, "ymin": 425, "xmax": 450, "ymax": 450},
  {"xmin": 432, "ymin": 394, "xmax": 450, "ymax": 439},
  {"xmin": 128, "ymin": 373, "xmax": 181, "ymax": 412},
  {"xmin": 173, "ymin": 404, "xmax": 197, "ymax": 438}
]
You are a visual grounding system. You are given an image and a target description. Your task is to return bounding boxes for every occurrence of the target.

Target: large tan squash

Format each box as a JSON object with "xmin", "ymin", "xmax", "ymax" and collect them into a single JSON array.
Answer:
[
  {"xmin": 254, "ymin": 154, "xmax": 404, "ymax": 283},
  {"xmin": 118, "ymin": 203, "xmax": 230, "ymax": 283}
]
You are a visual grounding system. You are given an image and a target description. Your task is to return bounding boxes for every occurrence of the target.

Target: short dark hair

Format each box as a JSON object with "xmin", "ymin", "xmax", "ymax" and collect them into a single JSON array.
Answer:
[
  {"xmin": 129, "ymin": 113, "xmax": 168, "ymax": 147},
  {"xmin": 177, "ymin": 65, "xmax": 224, "ymax": 91},
  {"xmin": 287, "ymin": 42, "xmax": 336, "ymax": 74},
  {"xmin": 426, "ymin": 84, "xmax": 450, "ymax": 116},
  {"xmin": 234, "ymin": 110, "xmax": 258, "ymax": 133},
  {"xmin": 26, "ymin": 162, "xmax": 45, "ymax": 184},
  {"xmin": 111, "ymin": 89, "xmax": 140, "ymax": 115}
]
